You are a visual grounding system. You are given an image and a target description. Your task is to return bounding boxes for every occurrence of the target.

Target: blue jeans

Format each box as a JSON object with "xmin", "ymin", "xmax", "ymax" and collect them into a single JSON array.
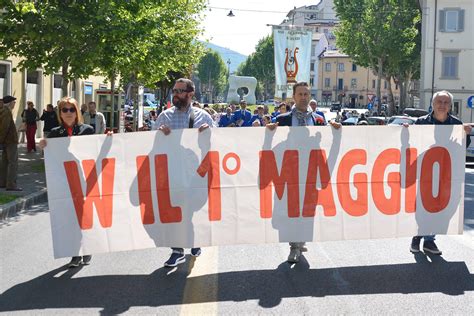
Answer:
[{"xmin": 417, "ymin": 235, "xmax": 435, "ymax": 241}]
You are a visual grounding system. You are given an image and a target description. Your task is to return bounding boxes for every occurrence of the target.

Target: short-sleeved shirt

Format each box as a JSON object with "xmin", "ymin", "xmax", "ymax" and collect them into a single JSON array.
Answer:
[{"xmin": 154, "ymin": 105, "xmax": 216, "ymax": 130}]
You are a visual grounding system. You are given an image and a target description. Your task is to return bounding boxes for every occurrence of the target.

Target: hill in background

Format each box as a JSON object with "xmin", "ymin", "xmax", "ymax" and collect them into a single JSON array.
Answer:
[{"xmin": 203, "ymin": 42, "xmax": 247, "ymax": 74}]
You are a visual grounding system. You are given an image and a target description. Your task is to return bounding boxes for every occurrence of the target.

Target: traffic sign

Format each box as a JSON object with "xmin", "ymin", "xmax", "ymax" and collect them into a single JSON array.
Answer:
[{"xmin": 467, "ymin": 95, "xmax": 474, "ymax": 108}]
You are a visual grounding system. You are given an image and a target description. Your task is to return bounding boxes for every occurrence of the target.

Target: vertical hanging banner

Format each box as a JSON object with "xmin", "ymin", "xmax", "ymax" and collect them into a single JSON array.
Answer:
[{"xmin": 274, "ymin": 27, "xmax": 312, "ymax": 99}]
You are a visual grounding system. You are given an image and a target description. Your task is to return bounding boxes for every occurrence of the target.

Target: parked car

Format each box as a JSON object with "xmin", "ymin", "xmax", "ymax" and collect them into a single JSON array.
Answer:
[
  {"xmin": 387, "ymin": 115, "xmax": 417, "ymax": 125},
  {"xmin": 367, "ymin": 116, "xmax": 388, "ymax": 125},
  {"xmin": 403, "ymin": 107, "xmax": 429, "ymax": 118},
  {"xmin": 467, "ymin": 130, "xmax": 474, "ymax": 162},
  {"xmin": 264, "ymin": 99, "xmax": 275, "ymax": 106},
  {"xmin": 330, "ymin": 102, "xmax": 341, "ymax": 112},
  {"xmin": 341, "ymin": 117, "xmax": 358, "ymax": 125}
]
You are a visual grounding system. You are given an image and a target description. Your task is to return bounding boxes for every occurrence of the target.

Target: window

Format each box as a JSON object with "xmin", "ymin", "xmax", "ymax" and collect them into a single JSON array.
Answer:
[
  {"xmin": 452, "ymin": 100, "xmax": 461, "ymax": 116},
  {"xmin": 310, "ymin": 78, "xmax": 314, "ymax": 87},
  {"xmin": 441, "ymin": 51, "xmax": 459, "ymax": 79},
  {"xmin": 352, "ymin": 64, "xmax": 357, "ymax": 72},
  {"xmin": 440, "ymin": 9, "xmax": 464, "ymax": 32},
  {"xmin": 323, "ymin": 29, "xmax": 329, "ymax": 34},
  {"xmin": 338, "ymin": 79, "xmax": 344, "ymax": 90},
  {"xmin": 53, "ymin": 74, "xmax": 63, "ymax": 89},
  {"xmin": 372, "ymin": 80, "xmax": 376, "ymax": 89},
  {"xmin": 351, "ymin": 78, "xmax": 357, "ymax": 88},
  {"xmin": 311, "ymin": 45, "xmax": 316, "ymax": 57},
  {"xmin": 324, "ymin": 78, "xmax": 330, "ymax": 87},
  {"xmin": 384, "ymin": 80, "xmax": 388, "ymax": 89},
  {"xmin": 0, "ymin": 62, "xmax": 12, "ymax": 97},
  {"xmin": 325, "ymin": 62, "xmax": 331, "ymax": 72},
  {"xmin": 27, "ymin": 70, "xmax": 39, "ymax": 84},
  {"xmin": 310, "ymin": 63, "xmax": 314, "ymax": 71},
  {"xmin": 338, "ymin": 63, "xmax": 344, "ymax": 72},
  {"xmin": 395, "ymin": 84, "xmax": 399, "ymax": 90}
]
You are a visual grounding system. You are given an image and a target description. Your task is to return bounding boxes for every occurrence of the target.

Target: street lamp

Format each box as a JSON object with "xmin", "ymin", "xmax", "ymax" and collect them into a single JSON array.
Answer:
[{"xmin": 227, "ymin": 59, "xmax": 231, "ymax": 77}]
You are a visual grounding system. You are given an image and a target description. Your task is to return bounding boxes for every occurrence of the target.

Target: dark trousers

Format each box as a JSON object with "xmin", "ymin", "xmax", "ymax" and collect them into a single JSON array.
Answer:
[
  {"xmin": 0, "ymin": 143, "xmax": 18, "ymax": 189},
  {"xmin": 26, "ymin": 124, "xmax": 37, "ymax": 152}
]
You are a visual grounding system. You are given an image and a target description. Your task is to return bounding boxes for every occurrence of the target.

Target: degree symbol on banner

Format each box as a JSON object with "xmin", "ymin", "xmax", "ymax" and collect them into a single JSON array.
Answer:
[{"xmin": 222, "ymin": 152, "xmax": 241, "ymax": 175}]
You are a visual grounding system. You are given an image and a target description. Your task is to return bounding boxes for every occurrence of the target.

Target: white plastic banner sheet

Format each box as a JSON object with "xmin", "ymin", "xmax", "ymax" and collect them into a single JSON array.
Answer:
[
  {"xmin": 44, "ymin": 125, "xmax": 466, "ymax": 258},
  {"xmin": 273, "ymin": 27, "xmax": 312, "ymax": 99}
]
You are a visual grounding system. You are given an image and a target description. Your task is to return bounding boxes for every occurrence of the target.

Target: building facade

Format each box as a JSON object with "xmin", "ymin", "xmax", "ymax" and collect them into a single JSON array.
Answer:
[
  {"xmin": 420, "ymin": 0, "xmax": 474, "ymax": 122},
  {"xmin": 0, "ymin": 56, "xmax": 111, "ymax": 137},
  {"xmin": 317, "ymin": 50, "xmax": 400, "ymax": 108}
]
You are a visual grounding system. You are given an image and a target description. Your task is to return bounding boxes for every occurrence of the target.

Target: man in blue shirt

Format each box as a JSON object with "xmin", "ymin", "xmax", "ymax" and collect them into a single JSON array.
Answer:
[
  {"xmin": 154, "ymin": 78, "xmax": 215, "ymax": 267},
  {"xmin": 218, "ymin": 107, "xmax": 235, "ymax": 127},
  {"xmin": 232, "ymin": 100, "xmax": 252, "ymax": 127},
  {"xmin": 250, "ymin": 105, "xmax": 265, "ymax": 126}
]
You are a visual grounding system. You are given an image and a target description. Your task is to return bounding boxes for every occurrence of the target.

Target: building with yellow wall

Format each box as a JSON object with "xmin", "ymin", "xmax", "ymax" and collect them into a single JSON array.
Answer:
[
  {"xmin": 317, "ymin": 50, "xmax": 400, "ymax": 109},
  {"xmin": 0, "ymin": 56, "xmax": 112, "ymax": 137}
]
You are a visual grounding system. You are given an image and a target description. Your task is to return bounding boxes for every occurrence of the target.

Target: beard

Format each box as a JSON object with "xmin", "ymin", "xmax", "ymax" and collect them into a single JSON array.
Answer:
[{"xmin": 173, "ymin": 96, "xmax": 188, "ymax": 109}]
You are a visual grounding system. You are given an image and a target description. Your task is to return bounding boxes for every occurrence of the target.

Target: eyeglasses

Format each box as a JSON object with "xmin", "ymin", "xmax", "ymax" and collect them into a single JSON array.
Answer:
[
  {"xmin": 172, "ymin": 88, "xmax": 191, "ymax": 94},
  {"xmin": 61, "ymin": 107, "xmax": 76, "ymax": 113}
]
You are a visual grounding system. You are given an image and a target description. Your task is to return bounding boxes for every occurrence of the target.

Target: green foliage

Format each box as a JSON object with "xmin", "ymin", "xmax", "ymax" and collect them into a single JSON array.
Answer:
[
  {"xmin": 334, "ymin": 0, "xmax": 421, "ymax": 109},
  {"xmin": 196, "ymin": 49, "xmax": 227, "ymax": 98},
  {"xmin": 237, "ymin": 35, "xmax": 274, "ymax": 99},
  {"xmin": 0, "ymin": 0, "xmax": 206, "ymax": 93}
]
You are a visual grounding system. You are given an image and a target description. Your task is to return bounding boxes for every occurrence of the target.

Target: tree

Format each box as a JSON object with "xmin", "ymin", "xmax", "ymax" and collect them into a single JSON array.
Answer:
[
  {"xmin": 0, "ymin": 0, "xmax": 206, "ymax": 96},
  {"xmin": 196, "ymin": 49, "xmax": 227, "ymax": 102},
  {"xmin": 237, "ymin": 35, "xmax": 275, "ymax": 100},
  {"xmin": 334, "ymin": 0, "xmax": 421, "ymax": 114}
]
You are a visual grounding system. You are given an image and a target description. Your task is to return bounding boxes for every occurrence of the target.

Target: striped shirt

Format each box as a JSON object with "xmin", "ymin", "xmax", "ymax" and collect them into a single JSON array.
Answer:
[{"xmin": 154, "ymin": 105, "xmax": 216, "ymax": 130}]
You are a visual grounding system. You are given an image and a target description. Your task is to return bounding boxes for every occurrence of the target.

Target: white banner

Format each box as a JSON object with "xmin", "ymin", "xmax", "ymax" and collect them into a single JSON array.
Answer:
[
  {"xmin": 44, "ymin": 126, "xmax": 466, "ymax": 258},
  {"xmin": 273, "ymin": 28, "xmax": 313, "ymax": 99}
]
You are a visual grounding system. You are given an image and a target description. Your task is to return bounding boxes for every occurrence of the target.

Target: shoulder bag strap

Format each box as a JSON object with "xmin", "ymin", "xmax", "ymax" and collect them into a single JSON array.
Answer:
[{"xmin": 188, "ymin": 107, "xmax": 195, "ymax": 128}]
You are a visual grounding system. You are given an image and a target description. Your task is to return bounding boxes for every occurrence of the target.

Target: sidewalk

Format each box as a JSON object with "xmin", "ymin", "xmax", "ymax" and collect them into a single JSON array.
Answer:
[{"xmin": 0, "ymin": 141, "xmax": 47, "ymax": 220}]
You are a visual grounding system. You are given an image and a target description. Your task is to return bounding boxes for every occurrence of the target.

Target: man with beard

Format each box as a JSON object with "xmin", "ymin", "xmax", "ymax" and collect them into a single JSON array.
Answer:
[{"xmin": 153, "ymin": 78, "xmax": 216, "ymax": 267}]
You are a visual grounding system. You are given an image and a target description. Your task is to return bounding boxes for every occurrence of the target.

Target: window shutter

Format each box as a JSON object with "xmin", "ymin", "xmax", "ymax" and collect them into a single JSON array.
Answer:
[
  {"xmin": 439, "ymin": 9, "xmax": 446, "ymax": 32},
  {"xmin": 458, "ymin": 9, "xmax": 464, "ymax": 32}
]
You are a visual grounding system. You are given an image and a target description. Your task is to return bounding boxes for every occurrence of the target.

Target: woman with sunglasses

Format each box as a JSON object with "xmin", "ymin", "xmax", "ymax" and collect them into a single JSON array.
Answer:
[{"xmin": 39, "ymin": 96, "xmax": 94, "ymax": 268}]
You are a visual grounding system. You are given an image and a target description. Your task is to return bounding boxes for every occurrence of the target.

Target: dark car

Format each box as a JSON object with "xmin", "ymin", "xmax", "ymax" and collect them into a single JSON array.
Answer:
[
  {"xmin": 367, "ymin": 116, "xmax": 388, "ymax": 125},
  {"xmin": 330, "ymin": 103, "xmax": 341, "ymax": 112},
  {"xmin": 402, "ymin": 107, "xmax": 429, "ymax": 117},
  {"xmin": 387, "ymin": 115, "xmax": 417, "ymax": 125}
]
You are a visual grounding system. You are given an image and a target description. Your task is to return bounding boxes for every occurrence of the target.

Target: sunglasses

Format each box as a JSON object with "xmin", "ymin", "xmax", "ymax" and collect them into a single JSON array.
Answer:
[
  {"xmin": 172, "ymin": 88, "xmax": 191, "ymax": 94},
  {"xmin": 61, "ymin": 107, "xmax": 76, "ymax": 113}
]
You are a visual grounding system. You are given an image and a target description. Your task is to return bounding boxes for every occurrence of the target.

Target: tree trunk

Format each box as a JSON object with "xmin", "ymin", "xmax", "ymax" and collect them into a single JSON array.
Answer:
[
  {"xmin": 376, "ymin": 58, "xmax": 383, "ymax": 114},
  {"xmin": 61, "ymin": 62, "xmax": 69, "ymax": 97},
  {"xmin": 385, "ymin": 75, "xmax": 395, "ymax": 116}
]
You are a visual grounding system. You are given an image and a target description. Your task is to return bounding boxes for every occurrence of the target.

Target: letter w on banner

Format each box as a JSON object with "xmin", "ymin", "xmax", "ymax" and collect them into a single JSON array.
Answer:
[
  {"xmin": 44, "ymin": 126, "xmax": 466, "ymax": 258},
  {"xmin": 273, "ymin": 27, "xmax": 312, "ymax": 99}
]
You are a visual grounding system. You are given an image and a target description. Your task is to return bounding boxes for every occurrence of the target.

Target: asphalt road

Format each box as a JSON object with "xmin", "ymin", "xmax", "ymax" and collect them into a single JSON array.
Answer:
[{"xmin": 1, "ymin": 169, "xmax": 473, "ymax": 315}]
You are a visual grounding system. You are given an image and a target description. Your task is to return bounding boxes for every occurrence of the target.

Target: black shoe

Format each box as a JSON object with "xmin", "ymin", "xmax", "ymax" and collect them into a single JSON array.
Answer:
[
  {"xmin": 410, "ymin": 236, "xmax": 422, "ymax": 253},
  {"xmin": 68, "ymin": 256, "xmax": 82, "ymax": 268},
  {"xmin": 6, "ymin": 187, "xmax": 23, "ymax": 191},
  {"xmin": 164, "ymin": 251, "xmax": 185, "ymax": 267},
  {"xmin": 191, "ymin": 248, "xmax": 201, "ymax": 257},
  {"xmin": 423, "ymin": 240, "xmax": 442, "ymax": 255},
  {"xmin": 82, "ymin": 255, "xmax": 92, "ymax": 265}
]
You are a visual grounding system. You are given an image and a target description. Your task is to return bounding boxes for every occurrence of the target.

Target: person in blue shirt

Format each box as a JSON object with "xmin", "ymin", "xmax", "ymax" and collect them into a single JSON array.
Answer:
[
  {"xmin": 271, "ymin": 102, "xmax": 290, "ymax": 123},
  {"xmin": 250, "ymin": 105, "xmax": 265, "ymax": 126},
  {"xmin": 218, "ymin": 107, "xmax": 235, "ymax": 127},
  {"xmin": 232, "ymin": 100, "xmax": 252, "ymax": 127}
]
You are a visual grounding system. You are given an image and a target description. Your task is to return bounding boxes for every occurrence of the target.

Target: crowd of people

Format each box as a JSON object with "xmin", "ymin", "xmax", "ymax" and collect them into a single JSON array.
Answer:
[{"xmin": 1, "ymin": 77, "xmax": 472, "ymax": 269}]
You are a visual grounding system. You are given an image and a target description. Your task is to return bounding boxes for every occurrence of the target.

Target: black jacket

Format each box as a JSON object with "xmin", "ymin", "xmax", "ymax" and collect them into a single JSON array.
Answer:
[
  {"xmin": 47, "ymin": 124, "xmax": 94, "ymax": 138},
  {"xmin": 275, "ymin": 112, "xmax": 325, "ymax": 126},
  {"xmin": 415, "ymin": 113, "xmax": 471, "ymax": 147},
  {"xmin": 40, "ymin": 111, "xmax": 59, "ymax": 132}
]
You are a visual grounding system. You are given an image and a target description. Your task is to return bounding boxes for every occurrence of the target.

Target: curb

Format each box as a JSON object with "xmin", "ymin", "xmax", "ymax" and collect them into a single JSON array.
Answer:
[{"xmin": 0, "ymin": 188, "xmax": 48, "ymax": 221}]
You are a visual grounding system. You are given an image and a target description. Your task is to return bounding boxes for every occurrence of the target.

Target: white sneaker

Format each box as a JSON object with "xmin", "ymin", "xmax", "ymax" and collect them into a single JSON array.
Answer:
[{"xmin": 287, "ymin": 248, "xmax": 301, "ymax": 263}]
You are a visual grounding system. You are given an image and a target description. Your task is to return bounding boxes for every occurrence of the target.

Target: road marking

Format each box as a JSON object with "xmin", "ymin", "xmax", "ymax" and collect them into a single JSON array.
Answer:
[{"xmin": 180, "ymin": 247, "xmax": 219, "ymax": 315}]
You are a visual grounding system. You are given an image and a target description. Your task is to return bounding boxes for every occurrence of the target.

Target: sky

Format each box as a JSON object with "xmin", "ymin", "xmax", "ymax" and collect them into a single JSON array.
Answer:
[{"xmin": 199, "ymin": 0, "xmax": 320, "ymax": 56}]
